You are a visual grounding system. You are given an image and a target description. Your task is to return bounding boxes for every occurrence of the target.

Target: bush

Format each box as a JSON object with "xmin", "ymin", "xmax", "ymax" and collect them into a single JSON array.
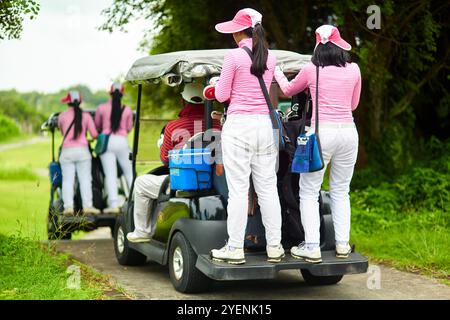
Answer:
[{"xmin": 0, "ymin": 114, "xmax": 21, "ymax": 142}]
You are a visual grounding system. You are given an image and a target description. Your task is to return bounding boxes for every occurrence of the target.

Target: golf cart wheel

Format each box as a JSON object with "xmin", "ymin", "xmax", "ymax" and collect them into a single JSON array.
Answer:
[
  {"xmin": 301, "ymin": 269, "xmax": 343, "ymax": 286},
  {"xmin": 169, "ymin": 232, "xmax": 212, "ymax": 293},
  {"xmin": 113, "ymin": 215, "xmax": 146, "ymax": 266}
]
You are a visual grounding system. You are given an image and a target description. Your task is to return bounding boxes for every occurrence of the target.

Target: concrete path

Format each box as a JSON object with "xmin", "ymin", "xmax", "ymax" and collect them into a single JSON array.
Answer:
[{"xmin": 56, "ymin": 229, "xmax": 450, "ymax": 300}]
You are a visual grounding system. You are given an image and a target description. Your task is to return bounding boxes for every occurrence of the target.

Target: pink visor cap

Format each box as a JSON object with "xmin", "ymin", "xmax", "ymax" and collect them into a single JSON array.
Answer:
[
  {"xmin": 315, "ymin": 25, "xmax": 352, "ymax": 51},
  {"xmin": 215, "ymin": 8, "xmax": 262, "ymax": 34},
  {"xmin": 61, "ymin": 91, "xmax": 82, "ymax": 104}
]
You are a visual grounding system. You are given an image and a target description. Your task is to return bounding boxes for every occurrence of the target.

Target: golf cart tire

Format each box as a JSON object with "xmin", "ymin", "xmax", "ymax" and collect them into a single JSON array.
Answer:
[
  {"xmin": 114, "ymin": 215, "xmax": 147, "ymax": 266},
  {"xmin": 301, "ymin": 269, "xmax": 344, "ymax": 286},
  {"xmin": 169, "ymin": 232, "xmax": 212, "ymax": 293}
]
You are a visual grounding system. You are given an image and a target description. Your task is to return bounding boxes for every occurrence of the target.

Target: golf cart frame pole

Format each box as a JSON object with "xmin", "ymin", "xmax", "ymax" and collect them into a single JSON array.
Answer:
[
  {"xmin": 129, "ymin": 84, "xmax": 143, "ymax": 197},
  {"xmin": 204, "ymin": 76, "xmax": 213, "ymax": 131}
]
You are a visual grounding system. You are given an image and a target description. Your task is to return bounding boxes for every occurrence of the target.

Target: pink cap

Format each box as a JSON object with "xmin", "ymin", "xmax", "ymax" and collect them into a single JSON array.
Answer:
[
  {"xmin": 315, "ymin": 25, "xmax": 352, "ymax": 51},
  {"xmin": 110, "ymin": 82, "xmax": 125, "ymax": 94},
  {"xmin": 61, "ymin": 91, "xmax": 82, "ymax": 104},
  {"xmin": 215, "ymin": 8, "xmax": 262, "ymax": 34}
]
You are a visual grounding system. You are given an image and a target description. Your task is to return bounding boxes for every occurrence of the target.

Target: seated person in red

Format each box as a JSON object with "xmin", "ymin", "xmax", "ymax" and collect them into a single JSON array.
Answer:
[{"xmin": 127, "ymin": 83, "xmax": 222, "ymax": 243}]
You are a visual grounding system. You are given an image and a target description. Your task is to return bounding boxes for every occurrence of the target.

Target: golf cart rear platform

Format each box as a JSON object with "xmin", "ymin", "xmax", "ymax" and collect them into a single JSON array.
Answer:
[{"xmin": 197, "ymin": 251, "xmax": 368, "ymax": 281}]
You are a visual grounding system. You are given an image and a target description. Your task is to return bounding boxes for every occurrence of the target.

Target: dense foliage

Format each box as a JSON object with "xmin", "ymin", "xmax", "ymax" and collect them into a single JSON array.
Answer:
[
  {"xmin": 102, "ymin": 0, "xmax": 450, "ymax": 173},
  {"xmin": 0, "ymin": 0, "xmax": 39, "ymax": 40}
]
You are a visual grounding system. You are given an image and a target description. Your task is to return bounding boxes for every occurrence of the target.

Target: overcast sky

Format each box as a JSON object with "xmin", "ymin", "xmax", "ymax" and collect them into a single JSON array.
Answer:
[{"xmin": 0, "ymin": 0, "xmax": 149, "ymax": 93}]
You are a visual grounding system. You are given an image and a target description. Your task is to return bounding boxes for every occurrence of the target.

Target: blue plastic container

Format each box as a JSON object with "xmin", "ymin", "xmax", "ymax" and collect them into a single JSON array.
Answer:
[{"xmin": 168, "ymin": 148, "xmax": 213, "ymax": 191}]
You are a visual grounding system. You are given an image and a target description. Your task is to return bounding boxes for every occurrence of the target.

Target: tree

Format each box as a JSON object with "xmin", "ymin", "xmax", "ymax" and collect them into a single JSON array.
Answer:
[
  {"xmin": 102, "ymin": 0, "xmax": 450, "ymax": 172},
  {"xmin": 0, "ymin": 0, "xmax": 40, "ymax": 40}
]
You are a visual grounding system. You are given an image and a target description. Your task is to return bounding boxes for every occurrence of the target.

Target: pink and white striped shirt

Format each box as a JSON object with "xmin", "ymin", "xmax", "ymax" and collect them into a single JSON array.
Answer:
[
  {"xmin": 95, "ymin": 101, "xmax": 133, "ymax": 136},
  {"xmin": 275, "ymin": 62, "xmax": 361, "ymax": 123},
  {"xmin": 215, "ymin": 38, "xmax": 276, "ymax": 115},
  {"xmin": 58, "ymin": 108, "xmax": 98, "ymax": 148}
]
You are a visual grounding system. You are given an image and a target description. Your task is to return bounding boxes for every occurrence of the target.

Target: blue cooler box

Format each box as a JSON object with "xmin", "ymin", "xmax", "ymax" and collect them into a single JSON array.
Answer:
[{"xmin": 168, "ymin": 148, "xmax": 213, "ymax": 191}]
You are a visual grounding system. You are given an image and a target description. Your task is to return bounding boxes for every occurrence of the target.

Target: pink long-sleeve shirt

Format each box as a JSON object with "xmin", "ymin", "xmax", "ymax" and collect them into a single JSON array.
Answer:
[
  {"xmin": 275, "ymin": 62, "xmax": 361, "ymax": 123},
  {"xmin": 58, "ymin": 108, "xmax": 98, "ymax": 148},
  {"xmin": 215, "ymin": 38, "xmax": 276, "ymax": 115},
  {"xmin": 95, "ymin": 101, "xmax": 134, "ymax": 136}
]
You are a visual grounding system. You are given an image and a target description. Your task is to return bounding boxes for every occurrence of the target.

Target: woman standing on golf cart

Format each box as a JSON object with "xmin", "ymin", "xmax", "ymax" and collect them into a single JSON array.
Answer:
[
  {"xmin": 58, "ymin": 91, "xmax": 100, "ymax": 216},
  {"xmin": 275, "ymin": 25, "xmax": 362, "ymax": 263},
  {"xmin": 209, "ymin": 8, "xmax": 284, "ymax": 264},
  {"xmin": 95, "ymin": 83, "xmax": 134, "ymax": 215}
]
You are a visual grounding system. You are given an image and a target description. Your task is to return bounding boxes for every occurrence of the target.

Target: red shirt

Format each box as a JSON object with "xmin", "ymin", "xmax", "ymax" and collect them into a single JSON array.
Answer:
[{"xmin": 160, "ymin": 103, "xmax": 222, "ymax": 163}]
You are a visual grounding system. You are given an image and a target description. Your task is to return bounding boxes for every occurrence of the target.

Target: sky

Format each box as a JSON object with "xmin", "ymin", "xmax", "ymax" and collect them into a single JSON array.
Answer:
[{"xmin": 0, "ymin": 0, "xmax": 149, "ymax": 93}]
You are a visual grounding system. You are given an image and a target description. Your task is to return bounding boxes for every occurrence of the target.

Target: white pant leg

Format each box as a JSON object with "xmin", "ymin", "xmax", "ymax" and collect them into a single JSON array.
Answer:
[
  {"xmin": 100, "ymin": 146, "xmax": 119, "ymax": 208},
  {"xmin": 75, "ymin": 158, "xmax": 93, "ymax": 208},
  {"xmin": 60, "ymin": 154, "xmax": 76, "ymax": 210},
  {"xmin": 222, "ymin": 117, "xmax": 253, "ymax": 249},
  {"xmin": 329, "ymin": 127, "xmax": 359, "ymax": 244},
  {"xmin": 299, "ymin": 129, "xmax": 335, "ymax": 245},
  {"xmin": 133, "ymin": 174, "xmax": 168, "ymax": 236},
  {"xmin": 250, "ymin": 119, "xmax": 282, "ymax": 246},
  {"xmin": 114, "ymin": 139, "xmax": 133, "ymax": 191}
]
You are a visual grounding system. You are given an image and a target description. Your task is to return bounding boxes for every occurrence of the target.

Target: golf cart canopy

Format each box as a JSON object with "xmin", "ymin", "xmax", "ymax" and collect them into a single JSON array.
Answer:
[{"xmin": 125, "ymin": 49, "xmax": 311, "ymax": 84}]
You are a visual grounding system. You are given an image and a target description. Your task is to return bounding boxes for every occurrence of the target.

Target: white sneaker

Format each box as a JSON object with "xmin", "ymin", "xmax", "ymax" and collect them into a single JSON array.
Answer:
[
  {"xmin": 103, "ymin": 207, "xmax": 121, "ymax": 215},
  {"xmin": 127, "ymin": 231, "xmax": 151, "ymax": 243},
  {"xmin": 84, "ymin": 207, "xmax": 101, "ymax": 215},
  {"xmin": 336, "ymin": 243, "xmax": 352, "ymax": 259},
  {"xmin": 63, "ymin": 208, "xmax": 74, "ymax": 217},
  {"xmin": 211, "ymin": 244, "xmax": 245, "ymax": 265},
  {"xmin": 291, "ymin": 242, "xmax": 322, "ymax": 263},
  {"xmin": 267, "ymin": 244, "xmax": 285, "ymax": 263}
]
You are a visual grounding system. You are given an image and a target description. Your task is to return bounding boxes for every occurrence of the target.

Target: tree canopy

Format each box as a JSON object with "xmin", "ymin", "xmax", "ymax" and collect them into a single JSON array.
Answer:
[
  {"xmin": 102, "ymin": 0, "xmax": 450, "ymax": 172},
  {"xmin": 0, "ymin": 0, "xmax": 40, "ymax": 40}
]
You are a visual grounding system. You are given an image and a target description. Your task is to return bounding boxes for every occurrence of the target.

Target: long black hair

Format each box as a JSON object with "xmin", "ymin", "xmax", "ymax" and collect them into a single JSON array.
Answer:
[
  {"xmin": 311, "ymin": 42, "xmax": 352, "ymax": 67},
  {"xmin": 110, "ymin": 90, "xmax": 123, "ymax": 133},
  {"xmin": 69, "ymin": 100, "xmax": 82, "ymax": 139},
  {"xmin": 243, "ymin": 24, "xmax": 269, "ymax": 77}
]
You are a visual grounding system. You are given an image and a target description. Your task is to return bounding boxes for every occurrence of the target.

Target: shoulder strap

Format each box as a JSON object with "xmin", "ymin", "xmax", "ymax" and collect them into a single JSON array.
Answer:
[
  {"xmin": 62, "ymin": 118, "xmax": 76, "ymax": 144},
  {"xmin": 315, "ymin": 65, "xmax": 319, "ymax": 133},
  {"xmin": 242, "ymin": 46, "xmax": 278, "ymax": 130}
]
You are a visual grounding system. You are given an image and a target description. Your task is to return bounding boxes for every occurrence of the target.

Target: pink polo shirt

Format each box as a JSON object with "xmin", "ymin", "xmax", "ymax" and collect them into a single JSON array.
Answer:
[
  {"xmin": 58, "ymin": 108, "xmax": 98, "ymax": 148},
  {"xmin": 95, "ymin": 101, "xmax": 133, "ymax": 136},
  {"xmin": 275, "ymin": 62, "xmax": 361, "ymax": 123},
  {"xmin": 215, "ymin": 38, "xmax": 276, "ymax": 115}
]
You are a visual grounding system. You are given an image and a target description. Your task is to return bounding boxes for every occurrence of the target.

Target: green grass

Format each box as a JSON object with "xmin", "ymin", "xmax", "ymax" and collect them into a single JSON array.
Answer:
[
  {"xmin": 0, "ymin": 234, "xmax": 110, "ymax": 300},
  {"xmin": 0, "ymin": 166, "xmax": 38, "ymax": 181}
]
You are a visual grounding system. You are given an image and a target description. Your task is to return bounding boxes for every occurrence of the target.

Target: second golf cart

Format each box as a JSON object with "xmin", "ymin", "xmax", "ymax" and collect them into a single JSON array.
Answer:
[{"xmin": 113, "ymin": 49, "xmax": 368, "ymax": 293}]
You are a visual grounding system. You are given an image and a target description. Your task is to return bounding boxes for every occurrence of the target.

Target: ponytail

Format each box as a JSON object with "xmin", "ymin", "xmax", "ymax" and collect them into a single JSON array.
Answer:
[
  {"xmin": 244, "ymin": 24, "xmax": 269, "ymax": 77},
  {"xmin": 110, "ymin": 90, "xmax": 123, "ymax": 133},
  {"xmin": 69, "ymin": 101, "xmax": 83, "ymax": 139}
]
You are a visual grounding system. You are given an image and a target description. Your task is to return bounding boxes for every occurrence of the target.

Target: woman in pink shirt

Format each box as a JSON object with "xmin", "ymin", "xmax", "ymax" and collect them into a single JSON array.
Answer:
[
  {"xmin": 275, "ymin": 25, "xmax": 362, "ymax": 263},
  {"xmin": 58, "ymin": 91, "xmax": 100, "ymax": 216},
  {"xmin": 210, "ymin": 9, "xmax": 284, "ymax": 265},
  {"xmin": 95, "ymin": 83, "xmax": 134, "ymax": 214}
]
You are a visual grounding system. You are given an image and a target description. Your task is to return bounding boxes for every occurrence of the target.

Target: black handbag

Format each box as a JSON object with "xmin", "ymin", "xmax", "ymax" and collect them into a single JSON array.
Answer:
[{"xmin": 242, "ymin": 46, "xmax": 291, "ymax": 151}]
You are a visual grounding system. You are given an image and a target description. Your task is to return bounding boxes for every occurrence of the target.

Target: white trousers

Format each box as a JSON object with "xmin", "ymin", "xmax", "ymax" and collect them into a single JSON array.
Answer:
[
  {"xmin": 133, "ymin": 174, "xmax": 168, "ymax": 236},
  {"xmin": 222, "ymin": 114, "xmax": 282, "ymax": 248},
  {"xmin": 299, "ymin": 123, "xmax": 359, "ymax": 245},
  {"xmin": 60, "ymin": 147, "xmax": 92, "ymax": 209},
  {"xmin": 100, "ymin": 134, "xmax": 133, "ymax": 208}
]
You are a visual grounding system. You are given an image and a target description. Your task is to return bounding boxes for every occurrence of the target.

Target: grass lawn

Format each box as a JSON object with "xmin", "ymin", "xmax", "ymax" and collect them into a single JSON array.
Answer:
[{"xmin": 0, "ymin": 234, "xmax": 117, "ymax": 300}]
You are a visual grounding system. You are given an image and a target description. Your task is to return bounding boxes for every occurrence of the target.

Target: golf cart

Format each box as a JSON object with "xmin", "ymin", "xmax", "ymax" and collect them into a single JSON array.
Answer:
[
  {"xmin": 113, "ymin": 49, "xmax": 368, "ymax": 293},
  {"xmin": 41, "ymin": 110, "xmax": 130, "ymax": 240}
]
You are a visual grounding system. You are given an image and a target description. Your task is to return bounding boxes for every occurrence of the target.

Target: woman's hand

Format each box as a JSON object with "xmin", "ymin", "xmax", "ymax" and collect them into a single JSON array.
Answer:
[{"xmin": 215, "ymin": 164, "xmax": 224, "ymax": 177}]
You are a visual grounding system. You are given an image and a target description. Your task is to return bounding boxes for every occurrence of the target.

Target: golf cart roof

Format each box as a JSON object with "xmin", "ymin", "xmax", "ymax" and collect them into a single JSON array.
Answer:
[{"xmin": 125, "ymin": 49, "xmax": 311, "ymax": 84}]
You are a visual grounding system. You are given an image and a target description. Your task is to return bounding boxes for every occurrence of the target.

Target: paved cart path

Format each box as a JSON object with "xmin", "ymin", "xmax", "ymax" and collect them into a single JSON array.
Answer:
[{"xmin": 56, "ymin": 229, "xmax": 450, "ymax": 300}]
